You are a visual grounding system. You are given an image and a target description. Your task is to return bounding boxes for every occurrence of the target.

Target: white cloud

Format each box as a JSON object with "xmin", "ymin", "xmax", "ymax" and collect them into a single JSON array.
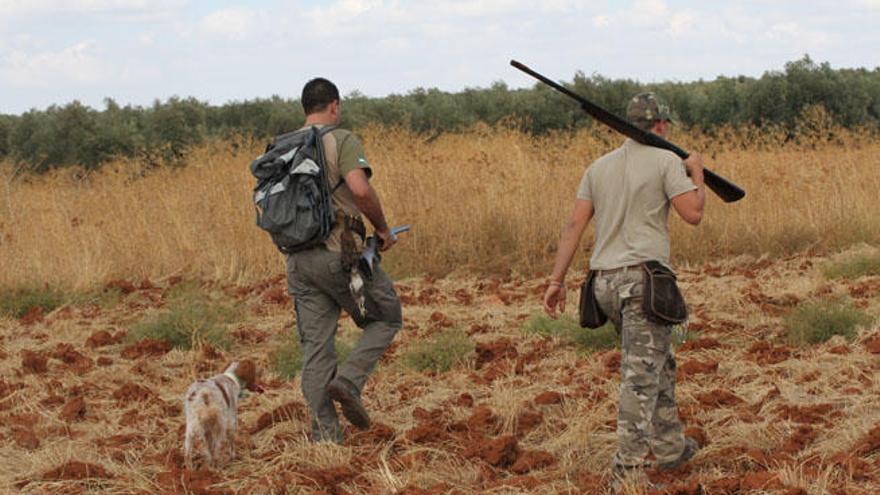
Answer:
[
  {"xmin": 593, "ymin": 14, "xmax": 610, "ymax": 28},
  {"xmin": 198, "ymin": 8, "xmax": 258, "ymax": 41},
  {"xmin": 0, "ymin": 0, "xmax": 187, "ymax": 21},
  {"xmin": 0, "ymin": 40, "xmax": 119, "ymax": 88}
]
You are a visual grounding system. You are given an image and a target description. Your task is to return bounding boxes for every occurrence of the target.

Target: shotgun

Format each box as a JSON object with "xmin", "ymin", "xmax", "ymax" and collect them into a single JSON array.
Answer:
[{"xmin": 510, "ymin": 60, "xmax": 745, "ymax": 203}]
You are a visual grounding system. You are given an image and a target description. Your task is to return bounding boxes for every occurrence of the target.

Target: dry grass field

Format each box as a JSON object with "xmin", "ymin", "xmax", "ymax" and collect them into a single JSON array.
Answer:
[{"xmin": 1, "ymin": 121, "xmax": 880, "ymax": 494}]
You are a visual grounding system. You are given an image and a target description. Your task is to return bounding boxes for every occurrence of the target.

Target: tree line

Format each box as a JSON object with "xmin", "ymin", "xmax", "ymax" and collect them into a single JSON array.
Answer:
[{"xmin": 1, "ymin": 56, "xmax": 879, "ymax": 172}]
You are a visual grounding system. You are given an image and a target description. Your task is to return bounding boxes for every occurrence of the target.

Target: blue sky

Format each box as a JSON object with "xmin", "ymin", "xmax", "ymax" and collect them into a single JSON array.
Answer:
[{"xmin": 1, "ymin": 0, "xmax": 879, "ymax": 114}]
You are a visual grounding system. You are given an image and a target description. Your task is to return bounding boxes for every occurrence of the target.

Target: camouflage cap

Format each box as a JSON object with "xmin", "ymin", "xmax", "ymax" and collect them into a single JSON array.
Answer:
[{"xmin": 626, "ymin": 92, "xmax": 675, "ymax": 125}]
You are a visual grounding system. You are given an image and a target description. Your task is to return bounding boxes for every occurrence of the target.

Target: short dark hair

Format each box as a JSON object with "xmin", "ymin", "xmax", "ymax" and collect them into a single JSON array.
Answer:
[{"xmin": 301, "ymin": 78, "xmax": 340, "ymax": 115}]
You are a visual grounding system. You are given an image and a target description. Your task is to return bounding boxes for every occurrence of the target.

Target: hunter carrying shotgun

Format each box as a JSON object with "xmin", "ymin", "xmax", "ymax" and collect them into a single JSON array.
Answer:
[{"xmin": 515, "ymin": 61, "xmax": 722, "ymax": 488}]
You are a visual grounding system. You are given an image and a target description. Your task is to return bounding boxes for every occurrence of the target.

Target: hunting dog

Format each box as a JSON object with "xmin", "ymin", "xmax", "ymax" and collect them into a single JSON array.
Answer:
[{"xmin": 183, "ymin": 360, "xmax": 263, "ymax": 468}]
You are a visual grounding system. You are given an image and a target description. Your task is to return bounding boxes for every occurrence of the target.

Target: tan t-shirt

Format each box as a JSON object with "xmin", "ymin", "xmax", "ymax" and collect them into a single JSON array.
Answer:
[
  {"xmin": 576, "ymin": 139, "xmax": 696, "ymax": 270},
  {"xmin": 296, "ymin": 125, "xmax": 372, "ymax": 252}
]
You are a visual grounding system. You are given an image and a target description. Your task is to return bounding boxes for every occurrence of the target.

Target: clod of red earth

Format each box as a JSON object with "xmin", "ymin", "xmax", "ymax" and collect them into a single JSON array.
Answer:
[
  {"xmin": 38, "ymin": 461, "xmax": 114, "ymax": 482},
  {"xmin": 406, "ymin": 422, "xmax": 450, "ymax": 444},
  {"xmin": 863, "ymin": 332, "xmax": 880, "ymax": 354},
  {"xmin": 20, "ymin": 350, "xmax": 48, "ymax": 374},
  {"xmin": 695, "ymin": 389, "xmax": 743, "ymax": 408},
  {"xmin": 828, "ymin": 344, "xmax": 851, "ymax": 355},
  {"xmin": 13, "ymin": 429, "xmax": 40, "ymax": 450},
  {"xmin": 156, "ymin": 467, "xmax": 221, "ymax": 495},
  {"xmin": 347, "ymin": 421, "xmax": 396, "ymax": 446},
  {"xmin": 647, "ymin": 480, "xmax": 702, "ymax": 495},
  {"xmin": 515, "ymin": 410, "xmax": 544, "ymax": 436},
  {"xmin": 603, "ymin": 351, "xmax": 621, "ymax": 375},
  {"xmin": 105, "ymin": 279, "xmax": 137, "ymax": 294},
  {"xmin": 428, "ymin": 311, "xmax": 454, "ymax": 328},
  {"xmin": 86, "ymin": 330, "xmax": 124, "ymax": 348},
  {"xmin": 774, "ymin": 403, "xmax": 837, "ymax": 424},
  {"xmin": 739, "ymin": 471, "xmax": 783, "ymax": 491},
  {"xmin": 19, "ymin": 306, "xmax": 44, "ymax": 325},
  {"xmin": 853, "ymin": 425, "xmax": 880, "ymax": 456},
  {"xmin": 97, "ymin": 356, "xmax": 113, "ymax": 366},
  {"xmin": 678, "ymin": 359, "xmax": 719, "ymax": 378},
  {"xmin": 829, "ymin": 453, "xmax": 873, "ymax": 481},
  {"xmin": 121, "ymin": 338, "xmax": 171, "ymax": 359},
  {"xmin": 576, "ymin": 472, "xmax": 606, "ymax": 491},
  {"xmin": 533, "ymin": 391, "xmax": 564, "ymax": 406},
  {"xmin": 495, "ymin": 475, "xmax": 542, "ymax": 490},
  {"xmin": 112, "ymin": 383, "xmax": 155, "ymax": 404},
  {"xmin": 297, "ymin": 465, "xmax": 358, "ymax": 492},
  {"xmin": 251, "ymin": 401, "xmax": 307, "ymax": 434},
  {"xmin": 475, "ymin": 338, "xmax": 518, "ymax": 369},
  {"xmin": 780, "ymin": 425, "xmax": 817, "ymax": 453},
  {"xmin": 261, "ymin": 287, "xmax": 288, "ymax": 305},
  {"xmin": 747, "ymin": 341, "xmax": 792, "ymax": 365},
  {"xmin": 397, "ymin": 483, "xmax": 453, "ymax": 495},
  {"xmin": 510, "ymin": 450, "xmax": 556, "ymax": 474},
  {"xmin": 452, "ymin": 393, "xmax": 475, "ymax": 408},
  {"xmin": 468, "ymin": 323, "xmax": 492, "ymax": 335},
  {"xmin": 200, "ymin": 344, "xmax": 224, "ymax": 361},
  {"xmin": 466, "ymin": 405, "xmax": 499, "ymax": 435},
  {"xmin": 454, "ymin": 288, "xmax": 474, "ymax": 306},
  {"xmin": 684, "ymin": 426, "xmax": 708, "ymax": 447},
  {"xmin": 59, "ymin": 396, "xmax": 86, "ymax": 422},
  {"xmin": 464, "ymin": 435, "xmax": 520, "ymax": 467},
  {"xmin": 49, "ymin": 343, "xmax": 94, "ymax": 373},
  {"xmin": 678, "ymin": 337, "xmax": 723, "ymax": 352},
  {"xmin": 231, "ymin": 326, "xmax": 269, "ymax": 344}
]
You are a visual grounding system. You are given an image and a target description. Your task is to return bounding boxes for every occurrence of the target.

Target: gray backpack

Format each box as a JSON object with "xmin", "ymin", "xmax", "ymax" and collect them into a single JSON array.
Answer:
[{"xmin": 251, "ymin": 126, "xmax": 339, "ymax": 253}]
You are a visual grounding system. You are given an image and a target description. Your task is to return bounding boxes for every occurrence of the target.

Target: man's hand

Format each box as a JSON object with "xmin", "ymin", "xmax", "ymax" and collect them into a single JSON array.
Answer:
[
  {"xmin": 376, "ymin": 229, "xmax": 397, "ymax": 252},
  {"xmin": 683, "ymin": 153, "xmax": 705, "ymax": 183},
  {"xmin": 542, "ymin": 283, "xmax": 566, "ymax": 319}
]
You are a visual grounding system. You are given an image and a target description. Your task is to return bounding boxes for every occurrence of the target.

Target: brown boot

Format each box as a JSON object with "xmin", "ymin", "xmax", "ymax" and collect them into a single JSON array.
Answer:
[{"xmin": 326, "ymin": 377, "xmax": 370, "ymax": 430}]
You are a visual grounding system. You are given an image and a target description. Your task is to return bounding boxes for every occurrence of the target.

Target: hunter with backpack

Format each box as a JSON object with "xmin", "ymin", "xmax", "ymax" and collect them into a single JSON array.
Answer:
[{"xmin": 251, "ymin": 78, "xmax": 402, "ymax": 443}]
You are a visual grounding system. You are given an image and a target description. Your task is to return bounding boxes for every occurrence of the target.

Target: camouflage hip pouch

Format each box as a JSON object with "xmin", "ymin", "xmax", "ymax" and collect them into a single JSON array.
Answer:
[
  {"xmin": 641, "ymin": 261, "xmax": 687, "ymax": 325},
  {"xmin": 340, "ymin": 214, "xmax": 366, "ymax": 271}
]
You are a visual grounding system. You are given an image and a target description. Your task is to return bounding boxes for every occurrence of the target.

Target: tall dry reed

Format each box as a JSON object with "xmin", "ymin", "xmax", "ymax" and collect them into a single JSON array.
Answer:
[{"xmin": 2, "ymin": 119, "xmax": 879, "ymax": 289}]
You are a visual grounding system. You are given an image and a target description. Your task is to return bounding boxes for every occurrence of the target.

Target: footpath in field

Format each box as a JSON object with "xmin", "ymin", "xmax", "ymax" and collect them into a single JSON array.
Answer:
[{"xmin": 1, "ymin": 249, "xmax": 879, "ymax": 494}]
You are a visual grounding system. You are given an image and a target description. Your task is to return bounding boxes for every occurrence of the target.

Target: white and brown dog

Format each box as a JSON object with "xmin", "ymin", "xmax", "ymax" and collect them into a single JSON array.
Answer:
[{"xmin": 183, "ymin": 360, "xmax": 263, "ymax": 468}]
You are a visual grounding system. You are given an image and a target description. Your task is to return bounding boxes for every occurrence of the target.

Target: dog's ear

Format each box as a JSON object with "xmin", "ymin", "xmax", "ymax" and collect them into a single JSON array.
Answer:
[{"xmin": 236, "ymin": 359, "xmax": 263, "ymax": 393}]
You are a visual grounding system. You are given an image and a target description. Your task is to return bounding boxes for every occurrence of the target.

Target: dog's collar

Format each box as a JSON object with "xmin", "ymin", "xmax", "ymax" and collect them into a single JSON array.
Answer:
[{"xmin": 223, "ymin": 371, "xmax": 246, "ymax": 398}]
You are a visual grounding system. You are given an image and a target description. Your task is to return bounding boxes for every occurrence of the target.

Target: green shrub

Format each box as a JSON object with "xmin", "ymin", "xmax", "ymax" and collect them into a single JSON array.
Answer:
[
  {"xmin": 823, "ymin": 254, "xmax": 880, "ymax": 280},
  {"xmin": 524, "ymin": 313, "xmax": 619, "ymax": 352},
  {"xmin": 0, "ymin": 286, "xmax": 66, "ymax": 318},
  {"xmin": 270, "ymin": 333, "xmax": 303, "ymax": 380},
  {"xmin": 401, "ymin": 329, "xmax": 475, "ymax": 373},
  {"xmin": 127, "ymin": 284, "xmax": 239, "ymax": 350},
  {"xmin": 785, "ymin": 300, "xmax": 873, "ymax": 345}
]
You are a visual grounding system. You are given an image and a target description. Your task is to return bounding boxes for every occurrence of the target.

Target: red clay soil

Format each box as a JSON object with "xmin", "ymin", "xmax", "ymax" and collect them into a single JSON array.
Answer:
[
  {"xmin": 747, "ymin": 341, "xmax": 792, "ymax": 365},
  {"xmin": 684, "ymin": 426, "xmax": 708, "ymax": 447},
  {"xmin": 695, "ymin": 389, "xmax": 743, "ymax": 408},
  {"xmin": 604, "ymin": 351, "xmax": 621, "ymax": 375},
  {"xmin": 251, "ymin": 401, "xmax": 307, "ymax": 434},
  {"xmin": 515, "ymin": 410, "xmax": 544, "ymax": 436},
  {"xmin": 20, "ymin": 350, "xmax": 48, "ymax": 374},
  {"xmin": 41, "ymin": 461, "xmax": 114, "ymax": 481},
  {"xmin": 510, "ymin": 450, "xmax": 556, "ymax": 474},
  {"xmin": 121, "ymin": 339, "xmax": 172, "ymax": 359},
  {"xmin": 829, "ymin": 453, "xmax": 873, "ymax": 481},
  {"xmin": 533, "ymin": 391, "xmax": 564, "ymax": 405},
  {"xmin": 451, "ymin": 392, "xmax": 475, "ymax": 407},
  {"xmin": 260, "ymin": 287, "xmax": 288, "ymax": 305},
  {"xmin": 405, "ymin": 422, "xmax": 450, "ymax": 444},
  {"xmin": 863, "ymin": 332, "xmax": 880, "ymax": 354},
  {"xmin": 678, "ymin": 359, "xmax": 719, "ymax": 378},
  {"xmin": 105, "ymin": 279, "xmax": 137, "ymax": 294},
  {"xmin": 466, "ymin": 405, "xmax": 499, "ymax": 435},
  {"xmin": 475, "ymin": 339, "xmax": 518, "ymax": 368},
  {"xmin": 853, "ymin": 425, "xmax": 880, "ymax": 456},
  {"xmin": 13, "ymin": 428, "xmax": 40, "ymax": 450},
  {"xmin": 774, "ymin": 403, "xmax": 836, "ymax": 424},
  {"xmin": 464, "ymin": 435, "xmax": 520, "ymax": 467},
  {"xmin": 112, "ymin": 383, "xmax": 155, "ymax": 403},
  {"xmin": 86, "ymin": 330, "xmax": 124, "ymax": 348},
  {"xmin": 397, "ymin": 483, "xmax": 453, "ymax": 495},
  {"xmin": 429, "ymin": 311, "xmax": 454, "ymax": 328},
  {"xmin": 50, "ymin": 343, "xmax": 94, "ymax": 373},
  {"xmin": 678, "ymin": 337, "xmax": 723, "ymax": 352},
  {"xmin": 297, "ymin": 465, "xmax": 358, "ymax": 493},
  {"xmin": 347, "ymin": 421, "xmax": 396, "ymax": 446},
  {"xmin": 97, "ymin": 356, "xmax": 114, "ymax": 366},
  {"xmin": 156, "ymin": 467, "xmax": 221, "ymax": 495},
  {"xmin": 19, "ymin": 306, "xmax": 44, "ymax": 325},
  {"xmin": 59, "ymin": 396, "xmax": 86, "ymax": 422}
]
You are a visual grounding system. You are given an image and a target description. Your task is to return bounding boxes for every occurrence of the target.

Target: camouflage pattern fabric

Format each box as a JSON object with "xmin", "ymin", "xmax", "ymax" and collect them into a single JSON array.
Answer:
[
  {"xmin": 593, "ymin": 268, "xmax": 686, "ymax": 469},
  {"xmin": 626, "ymin": 92, "xmax": 676, "ymax": 127}
]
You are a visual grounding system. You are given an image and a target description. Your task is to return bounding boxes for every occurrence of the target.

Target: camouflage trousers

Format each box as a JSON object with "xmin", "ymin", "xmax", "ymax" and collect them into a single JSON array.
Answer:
[
  {"xmin": 287, "ymin": 247, "xmax": 402, "ymax": 443},
  {"xmin": 593, "ymin": 267, "xmax": 686, "ymax": 469}
]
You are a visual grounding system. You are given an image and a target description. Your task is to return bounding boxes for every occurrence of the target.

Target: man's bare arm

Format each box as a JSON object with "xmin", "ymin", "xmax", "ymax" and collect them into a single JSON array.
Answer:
[
  {"xmin": 548, "ymin": 199, "xmax": 594, "ymax": 284},
  {"xmin": 672, "ymin": 153, "xmax": 705, "ymax": 225},
  {"xmin": 345, "ymin": 169, "xmax": 395, "ymax": 249}
]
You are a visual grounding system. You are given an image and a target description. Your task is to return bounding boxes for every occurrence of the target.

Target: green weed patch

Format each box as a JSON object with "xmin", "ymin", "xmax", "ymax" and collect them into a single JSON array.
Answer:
[
  {"xmin": 401, "ymin": 329, "xmax": 475, "ymax": 373},
  {"xmin": 823, "ymin": 253, "xmax": 880, "ymax": 280},
  {"xmin": 785, "ymin": 299, "xmax": 873, "ymax": 345},
  {"xmin": 524, "ymin": 313, "xmax": 619, "ymax": 352}
]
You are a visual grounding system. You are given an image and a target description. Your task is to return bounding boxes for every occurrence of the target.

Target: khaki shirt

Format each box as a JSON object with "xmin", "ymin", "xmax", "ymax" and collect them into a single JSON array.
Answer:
[
  {"xmin": 577, "ymin": 139, "xmax": 696, "ymax": 270},
  {"xmin": 297, "ymin": 125, "xmax": 371, "ymax": 252}
]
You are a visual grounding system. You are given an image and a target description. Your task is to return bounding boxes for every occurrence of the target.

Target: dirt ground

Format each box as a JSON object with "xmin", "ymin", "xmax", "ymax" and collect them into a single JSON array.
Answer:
[{"xmin": 1, "ymin": 249, "xmax": 879, "ymax": 494}]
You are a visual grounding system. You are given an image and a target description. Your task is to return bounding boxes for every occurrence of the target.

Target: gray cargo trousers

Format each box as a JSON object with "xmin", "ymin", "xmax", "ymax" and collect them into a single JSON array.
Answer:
[
  {"xmin": 593, "ymin": 268, "xmax": 686, "ymax": 469},
  {"xmin": 286, "ymin": 246, "xmax": 402, "ymax": 442}
]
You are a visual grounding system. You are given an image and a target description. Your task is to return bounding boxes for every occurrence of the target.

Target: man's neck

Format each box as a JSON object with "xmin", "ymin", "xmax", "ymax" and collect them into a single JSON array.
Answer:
[{"xmin": 304, "ymin": 115, "xmax": 336, "ymax": 126}]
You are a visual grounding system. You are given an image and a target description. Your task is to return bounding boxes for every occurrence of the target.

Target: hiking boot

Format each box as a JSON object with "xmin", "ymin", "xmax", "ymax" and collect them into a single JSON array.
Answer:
[
  {"xmin": 656, "ymin": 436, "xmax": 700, "ymax": 471},
  {"xmin": 326, "ymin": 378, "xmax": 370, "ymax": 430}
]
